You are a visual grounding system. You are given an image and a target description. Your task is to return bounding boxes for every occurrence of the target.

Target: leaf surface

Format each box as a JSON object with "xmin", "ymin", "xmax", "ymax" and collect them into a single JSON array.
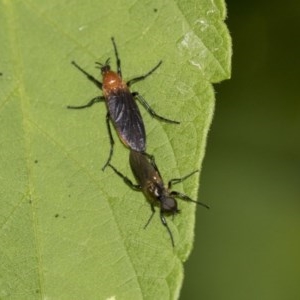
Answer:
[{"xmin": 0, "ymin": 0, "xmax": 231, "ymax": 299}]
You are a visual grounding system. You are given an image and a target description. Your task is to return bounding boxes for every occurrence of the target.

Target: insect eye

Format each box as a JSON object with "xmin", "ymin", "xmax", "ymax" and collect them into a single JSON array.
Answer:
[
  {"xmin": 161, "ymin": 197, "xmax": 178, "ymax": 213},
  {"xmin": 101, "ymin": 65, "xmax": 110, "ymax": 73}
]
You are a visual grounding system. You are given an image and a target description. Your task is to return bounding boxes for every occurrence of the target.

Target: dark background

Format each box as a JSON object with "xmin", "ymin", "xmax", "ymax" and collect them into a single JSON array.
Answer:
[{"xmin": 181, "ymin": 1, "xmax": 300, "ymax": 299}]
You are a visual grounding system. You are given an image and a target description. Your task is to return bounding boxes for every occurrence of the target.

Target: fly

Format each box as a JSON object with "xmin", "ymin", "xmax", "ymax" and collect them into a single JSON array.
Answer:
[
  {"xmin": 108, "ymin": 150, "xmax": 209, "ymax": 247},
  {"xmin": 67, "ymin": 37, "xmax": 179, "ymax": 170}
]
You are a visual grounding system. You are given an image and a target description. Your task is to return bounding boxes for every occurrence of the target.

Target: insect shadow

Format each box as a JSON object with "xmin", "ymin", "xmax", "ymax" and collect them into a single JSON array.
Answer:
[
  {"xmin": 108, "ymin": 150, "xmax": 209, "ymax": 247},
  {"xmin": 67, "ymin": 37, "xmax": 179, "ymax": 170}
]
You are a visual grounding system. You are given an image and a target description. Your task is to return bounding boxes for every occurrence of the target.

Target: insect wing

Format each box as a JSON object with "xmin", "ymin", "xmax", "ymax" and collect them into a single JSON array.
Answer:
[
  {"xmin": 107, "ymin": 90, "xmax": 146, "ymax": 152},
  {"xmin": 129, "ymin": 151, "xmax": 160, "ymax": 187}
]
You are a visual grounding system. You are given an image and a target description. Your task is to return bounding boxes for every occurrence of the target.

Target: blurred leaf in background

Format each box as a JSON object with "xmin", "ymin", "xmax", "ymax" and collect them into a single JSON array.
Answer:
[{"xmin": 181, "ymin": 1, "xmax": 300, "ymax": 299}]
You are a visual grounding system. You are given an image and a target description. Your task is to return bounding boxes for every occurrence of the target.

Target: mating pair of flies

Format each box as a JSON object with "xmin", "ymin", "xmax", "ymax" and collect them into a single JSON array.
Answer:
[{"xmin": 68, "ymin": 37, "xmax": 209, "ymax": 247}]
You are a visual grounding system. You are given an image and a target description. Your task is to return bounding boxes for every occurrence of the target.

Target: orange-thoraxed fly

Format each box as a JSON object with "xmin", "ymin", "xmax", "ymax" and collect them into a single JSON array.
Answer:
[{"xmin": 67, "ymin": 37, "xmax": 179, "ymax": 170}]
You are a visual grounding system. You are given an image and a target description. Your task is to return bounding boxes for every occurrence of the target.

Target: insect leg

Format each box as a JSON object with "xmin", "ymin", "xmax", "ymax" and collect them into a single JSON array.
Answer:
[
  {"xmin": 102, "ymin": 113, "xmax": 115, "ymax": 171},
  {"xmin": 111, "ymin": 37, "xmax": 122, "ymax": 77},
  {"xmin": 133, "ymin": 92, "xmax": 180, "ymax": 124},
  {"xmin": 144, "ymin": 204, "xmax": 156, "ymax": 229},
  {"xmin": 67, "ymin": 96, "xmax": 104, "ymax": 109},
  {"xmin": 168, "ymin": 170, "xmax": 199, "ymax": 188},
  {"xmin": 108, "ymin": 164, "xmax": 141, "ymax": 191},
  {"xmin": 160, "ymin": 210, "xmax": 175, "ymax": 247},
  {"xmin": 71, "ymin": 61, "xmax": 102, "ymax": 89},
  {"xmin": 127, "ymin": 61, "xmax": 162, "ymax": 86},
  {"xmin": 170, "ymin": 190, "xmax": 209, "ymax": 209}
]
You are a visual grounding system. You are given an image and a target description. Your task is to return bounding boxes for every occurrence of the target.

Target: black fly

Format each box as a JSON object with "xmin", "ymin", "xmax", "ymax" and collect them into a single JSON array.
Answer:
[{"xmin": 108, "ymin": 150, "xmax": 209, "ymax": 247}]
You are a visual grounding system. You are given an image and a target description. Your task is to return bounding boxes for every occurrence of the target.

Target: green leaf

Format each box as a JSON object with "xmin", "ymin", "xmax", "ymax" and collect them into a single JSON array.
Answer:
[{"xmin": 0, "ymin": 0, "xmax": 231, "ymax": 299}]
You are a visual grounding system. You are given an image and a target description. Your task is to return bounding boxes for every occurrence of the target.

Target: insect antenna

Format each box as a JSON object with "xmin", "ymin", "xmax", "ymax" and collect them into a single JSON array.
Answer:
[{"xmin": 95, "ymin": 58, "xmax": 110, "ymax": 69}]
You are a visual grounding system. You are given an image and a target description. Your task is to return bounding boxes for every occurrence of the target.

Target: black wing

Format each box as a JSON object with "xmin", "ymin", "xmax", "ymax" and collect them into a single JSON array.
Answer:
[
  {"xmin": 129, "ymin": 150, "xmax": 163, "ymax": 188},
  {"xmin": 107, "ymin": 90, "xmax": 146, "ymax": 152}
]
